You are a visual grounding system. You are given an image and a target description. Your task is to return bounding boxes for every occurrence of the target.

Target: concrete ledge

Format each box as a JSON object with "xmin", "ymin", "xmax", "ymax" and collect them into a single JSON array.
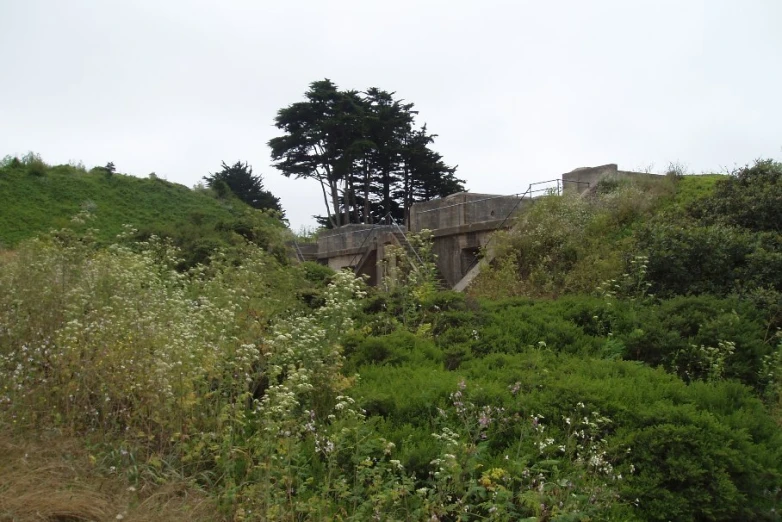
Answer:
[
  {"xmin": 316, "ymin": 246, "xmax": 371, "ymax": 259},
  {"xmin": 429, "ymin": 219, "xmax": 513, "ymax": 238}
]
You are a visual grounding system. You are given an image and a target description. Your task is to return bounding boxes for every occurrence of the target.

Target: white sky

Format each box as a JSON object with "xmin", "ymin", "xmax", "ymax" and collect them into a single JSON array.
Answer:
[{"xmin": 2, "ymin": 0, "xmax": 781, "ymax": 231}]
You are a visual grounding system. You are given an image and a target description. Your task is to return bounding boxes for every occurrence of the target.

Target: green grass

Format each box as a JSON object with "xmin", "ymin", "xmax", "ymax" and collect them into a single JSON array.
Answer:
[
  {"xmin": 0, "ymin": 162, "xmax": 248, "ymax": 247},
  {"xmin": 669, "ymin": 173, "xmax": 725, "ymax": 210}
]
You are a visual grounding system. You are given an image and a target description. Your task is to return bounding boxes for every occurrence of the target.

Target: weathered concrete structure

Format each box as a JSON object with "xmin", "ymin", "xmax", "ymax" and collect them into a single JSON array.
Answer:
[
  {"xmin": 409, "ymin": 193, "xmax": 533, "ymax": 287},
  {"xmin": 296, "ymin": 164, "xmax": 665, "ymax": 291},
  {"xmin": 316, "ymin": 225, "xmax": 398, "ymax": 287},
  {"xmin": 562, "ymin": 164, "xmax": 664, "ymax": 195}
]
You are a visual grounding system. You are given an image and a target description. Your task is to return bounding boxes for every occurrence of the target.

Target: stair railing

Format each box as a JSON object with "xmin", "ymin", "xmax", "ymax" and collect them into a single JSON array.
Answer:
[
  {"xmin": 293, "ymin": 240, "xmax": 306, "ymax": 263},
  {"xmin": 388, "ymin": 216, "xmax": 426, "ymax": 269},
  {"xmin": 346, "ymin": 214, "xmax": 394, "ymax": 272}
]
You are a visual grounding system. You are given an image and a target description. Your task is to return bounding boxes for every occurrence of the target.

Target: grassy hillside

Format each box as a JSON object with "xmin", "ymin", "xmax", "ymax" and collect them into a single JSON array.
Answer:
[
  {"xmin": 0, "ymin": 156, "xmax": 248, "ymax": 247},
  {"xmin": 2, "ymin": 159, "xmax": 782, "ymax": 521},
  {"xmin": 0, "ymin": 155, "xmax": 292, "ymax": 268}
]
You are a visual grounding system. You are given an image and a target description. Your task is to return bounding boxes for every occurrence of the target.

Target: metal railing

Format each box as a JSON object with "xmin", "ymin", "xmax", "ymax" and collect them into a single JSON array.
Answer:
[
  {"xmin": 292, "ymin": 240, "xmax": 305, "ymax": 263},
  {"xmin": 415, "ymin": 192, "xmax": 529, "ymax": 214},
  {"xmin": 346, "ymin": 212, "xmax": 427, "ymax": 276},
  {"xmin": 346, "ymin": 214, "xmax": 394, "ymax": 270},
  {"xmin": 413, "ymin": 178, "xmax": 590, "ymax": 215}
]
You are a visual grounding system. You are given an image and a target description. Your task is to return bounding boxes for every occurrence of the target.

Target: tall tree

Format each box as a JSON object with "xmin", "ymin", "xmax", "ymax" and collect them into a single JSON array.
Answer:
[
  {"xmin": 270, "ymin": 80, "xmax": 463, "ymax": 228},
  {"xmin": 269, "ymin": 80, "xmax": 363, "ymax": 228},
  {"xmin": 363, "ymin": 88, "xmax": 416, "ymax": 223},
  {"xmin": 203, "ymin": 161, "xmax": 283, "ymax": 215}
]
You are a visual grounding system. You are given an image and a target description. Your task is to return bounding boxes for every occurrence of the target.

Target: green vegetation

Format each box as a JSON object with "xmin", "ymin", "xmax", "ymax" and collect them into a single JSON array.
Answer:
[
  {"xmin": 2, "ymin": 157, "xmax": 782, "ymax": 521},
  {"xmin": 204, "ymin": 160, "xmax": 283, "ymax": 214},
  {"xmin": 0, "ymin": 154, "xmax": 288, "ymax": 267}
]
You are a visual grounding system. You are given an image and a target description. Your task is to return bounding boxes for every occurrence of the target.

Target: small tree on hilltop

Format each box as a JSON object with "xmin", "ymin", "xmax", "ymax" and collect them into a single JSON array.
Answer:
[{"xmin": 204, "ymin": 161, "xmax": 284, "ymax": 216}]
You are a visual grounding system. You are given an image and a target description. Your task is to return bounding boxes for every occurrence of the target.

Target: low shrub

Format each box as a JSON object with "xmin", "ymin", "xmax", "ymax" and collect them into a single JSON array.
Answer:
[{"xmin": 353, "ymin": 350, "xmax": 782, "ymax": 521}]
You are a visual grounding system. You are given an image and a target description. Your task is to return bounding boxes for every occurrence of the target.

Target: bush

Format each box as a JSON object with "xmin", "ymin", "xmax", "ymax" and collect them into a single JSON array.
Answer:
[
  {"xmin": 638, "ymin": 220, "xmax": 782, "ymax": 297},
  {"xmin": 21, "ymin": 152, "xmax": 47, "ymax": 177},
  {"xmin": 473, "ymin": 296, "xmax": 606, "ymax": 356},
  {"xmin": 300, "ymin": 261, "xmax": 334, "ymax": 284},
  {"xmin": 694, "ymin": 159, "xmax": 782, "ymax": 232},
  {"xmin": 344, "ymin": 330, "xmax": 439, "ymax": 371},
  {"xmin": 353, "ymin": 350, "xmax": 782, "ymax": 521}
]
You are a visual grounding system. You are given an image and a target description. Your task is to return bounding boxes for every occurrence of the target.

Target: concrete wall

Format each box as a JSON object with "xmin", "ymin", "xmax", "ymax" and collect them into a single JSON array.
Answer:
[
  {"xmin": 317, "ymin": 225, "xmax": 394, "ymax": 256},
  {"xmin": 562, "ymin": 164, "xmax": 666, "ymax": 194},
  {"xmin": 432, "ymin": 229, "xmax": 493, "ymax": 287},
  {"xmin": 561, "ymin": 164, "xmax": 618, "ymax": 194},
  {"xmin": 617, "ymin": 170, "xmax": 667, "ymax": 184},
  {"xmin": 410, "ymin": 193, "xmax": 524, "ymax": 232},
  {"xmin": 409, "ymin": 193, "xmax": 531, "ymax": 286},
  {"xmin": 324, "ymin": 253, "xmax": 356, "ymax": 271}
]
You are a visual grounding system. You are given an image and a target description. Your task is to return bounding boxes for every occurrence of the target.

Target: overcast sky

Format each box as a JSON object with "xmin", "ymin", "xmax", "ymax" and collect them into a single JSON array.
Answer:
[{"xmin": 2, "ymin": 0, "xmax": 781, "ymax": 231}]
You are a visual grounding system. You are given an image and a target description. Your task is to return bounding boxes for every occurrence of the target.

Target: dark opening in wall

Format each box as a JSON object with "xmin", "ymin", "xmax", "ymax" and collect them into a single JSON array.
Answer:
[{"xmin": 460, "ymin": 247, "xmax": 480, "ymax": 274}]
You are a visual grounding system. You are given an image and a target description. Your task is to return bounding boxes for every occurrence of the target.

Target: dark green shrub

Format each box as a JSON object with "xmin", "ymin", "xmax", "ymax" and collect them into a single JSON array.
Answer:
[
  {"xmin": 353, "ymin": 350, "xmax": 782, "ymax": 521},
  {"xmin": 474, "ymin": 297, "xmax": 605, "ymax": 355},
  {"xmin": 431, "ymin": 310, "xmax": 476, "ymax": 336},
  {"xmin": 421, "ymin": 290, "xmax": 466, "ymax": 312},
  {"xmin": 637, "ymin": 221, "xmax": 756, "ymax": 297},
  {"xmin": 619, "ymin": 296, "xmax": 771, "ymax": 388},
  {"xmin": 345, "ymin": 330, "xmax": 439, "ymax": 370},
  {"xmin": 595, "ymin": 176, "xmax": 623, "ymax": 194},
  {"xmin": 1, "ymin": 155, "xmax": 22, "ymax": 169},
  {"xmin": 297, "ymin": 288, "xmax": 325, "ymax": 308},
  {"xmin": 359, "ymin": 337, "xmax": 410, "ymax": 366},
  {"xmin": 26, "ymin": 159, "xmax": 47, "ymax": 177},
  {"xmin": 636, "ymin": 160, "xmax": 782, "ymax": 298},
  {"xmin": 361, "ymin": 394, "xmax": 396, "ymax": 418},
  {"xmin": 694, "ymin": 159, "xmax": 782, "ymax": 232},
  {"xmin": 300, "ymin": 261, "xmax": 334, "ymax": 285},
  {"xmin": 442, "ymin": 343, "xmax": 472, "ymax": 370},
  {"xmin": 436, "ymin": 325, "xmax": 477, "ymax": 350}
]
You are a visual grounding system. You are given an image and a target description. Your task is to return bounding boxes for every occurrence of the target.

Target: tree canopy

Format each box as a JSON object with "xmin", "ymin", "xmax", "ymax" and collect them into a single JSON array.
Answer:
[
  {"xmin": 269, "ymin": 79, "xmax": 463, "ymax": 227},
  {"xmin": 204, "ymin": 161, "xmax": 284, "ymax": 216}
]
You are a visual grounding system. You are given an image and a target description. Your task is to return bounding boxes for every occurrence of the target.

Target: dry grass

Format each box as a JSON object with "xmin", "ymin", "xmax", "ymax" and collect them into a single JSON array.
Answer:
[
  {"xmin": 0, "ymin": 433, "xmax": 224, "ymax": 522},
  {"xmin": 0, "ymin": 250, "xmax": 16, "ymax": 263}
]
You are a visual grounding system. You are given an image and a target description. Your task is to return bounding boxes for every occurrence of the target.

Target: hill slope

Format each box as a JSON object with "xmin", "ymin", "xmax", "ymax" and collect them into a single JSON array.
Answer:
[{"xmin": 0, "ymin": 159, "xmax": 248, "ymax": 247}]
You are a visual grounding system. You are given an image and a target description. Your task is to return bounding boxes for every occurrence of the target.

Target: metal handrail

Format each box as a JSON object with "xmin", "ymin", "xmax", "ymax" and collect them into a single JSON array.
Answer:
[
  {"xmin": 347, "ymin": 215, "xmax": 392, "ymax": 269},
  {"xmin": 345, "ymin": 212, "xmax": 431, "ymax": 277},
  {"xmin": 314, "ymin": 179, "xmax": 592, "ymax": 241},
  {"xmin": 293, "ymin": 240, "xmax": 305, "ymax": 263},
  {"xmin": 528, "ymin": 178, "xmax": 589, "ymax": 188},
  {"xmin": 319, "ymin": 223, "xmax": 394, "ymax": 240},
  {"xmin": 414, "ymin": 179, "xmax": 590, "ymax": 215},
  {"xmin": 389, "ymin": 216, "xmax": 425, "ymax": 269}
]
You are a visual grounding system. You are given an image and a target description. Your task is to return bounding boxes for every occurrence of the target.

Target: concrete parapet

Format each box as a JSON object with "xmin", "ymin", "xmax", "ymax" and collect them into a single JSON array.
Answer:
[
  {"xmin": 317, "ymin": 225, "xmax": 394, "ymax": 256},
  {"xmin": 410, "ymin": 193, "xmax": 525, "ymax": 232},
  {"xmin": 563, "ymin": 164, "xmax": 666, "ymax": 194}
]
